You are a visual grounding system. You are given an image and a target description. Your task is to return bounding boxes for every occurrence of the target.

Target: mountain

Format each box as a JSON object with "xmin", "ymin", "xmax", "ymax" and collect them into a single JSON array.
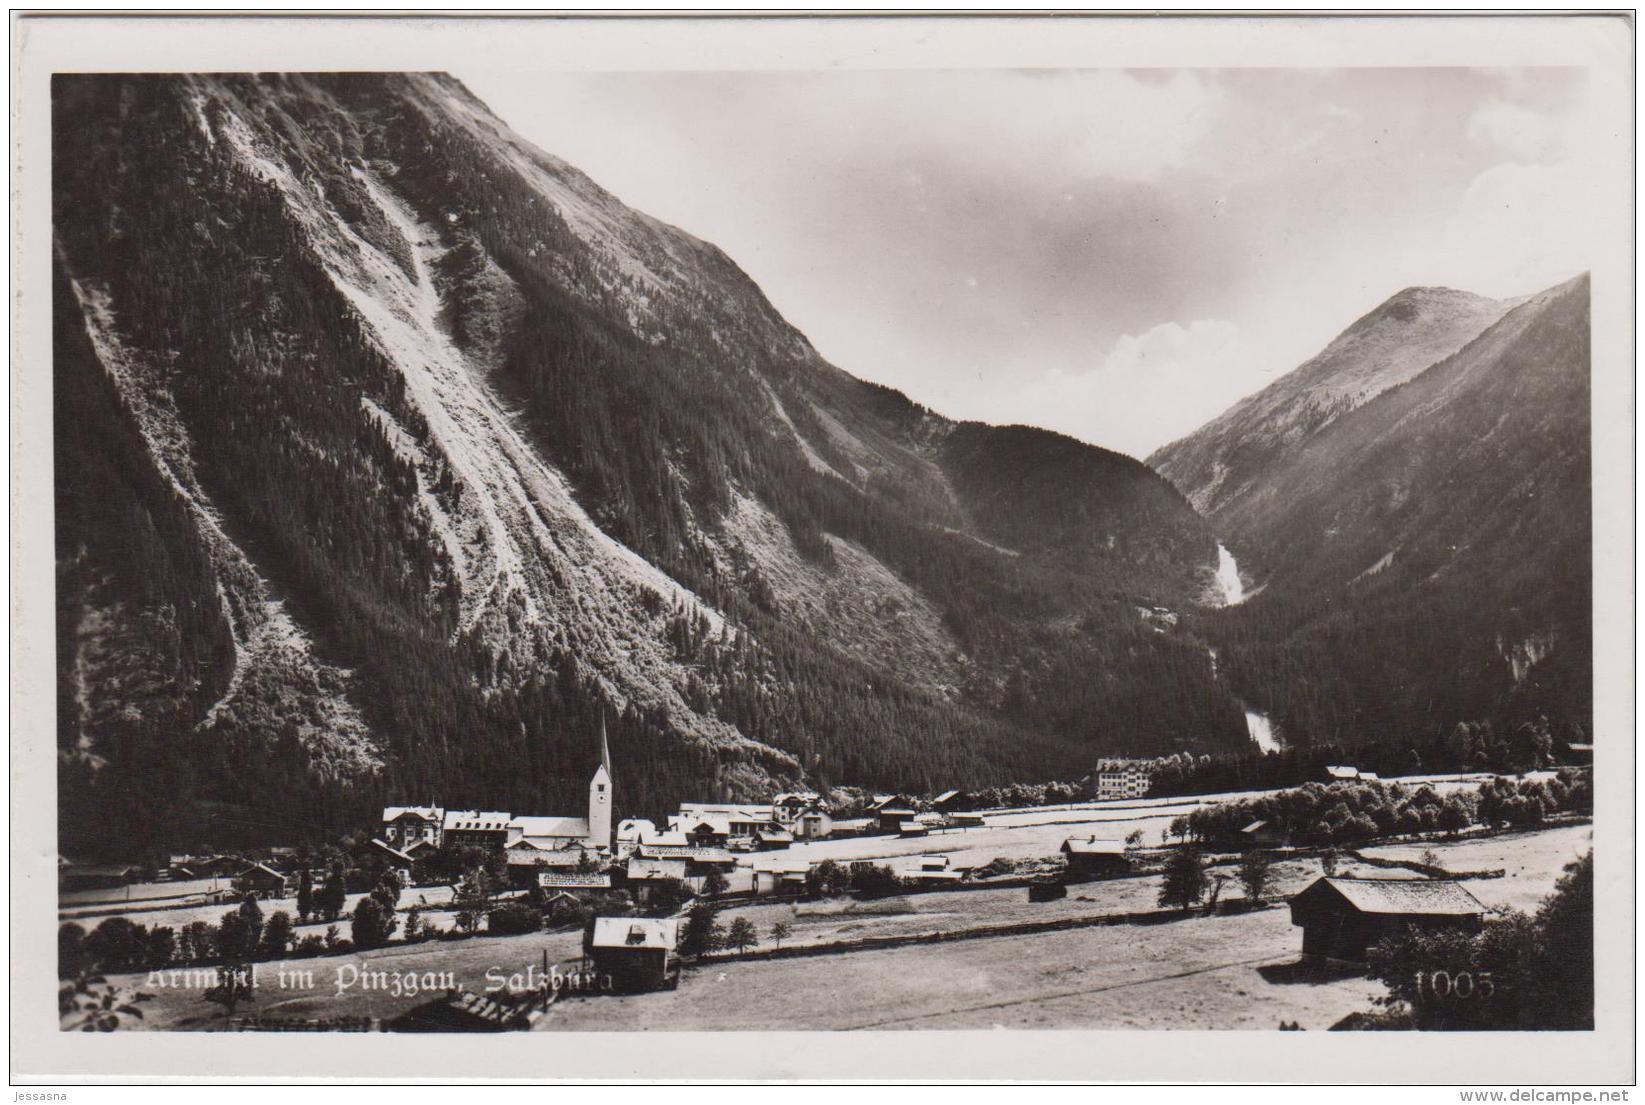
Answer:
[
  {"xmin": 52, "ymin": 73, "xmax": 1248, "ymax": 858},
  {"xmin": 1150, "ymin": 286, "xmax": 1517, "ymax": 521},
  {"xmin": 1173, "ymin": 275, "xmax": 1592, "ymax": 753}
]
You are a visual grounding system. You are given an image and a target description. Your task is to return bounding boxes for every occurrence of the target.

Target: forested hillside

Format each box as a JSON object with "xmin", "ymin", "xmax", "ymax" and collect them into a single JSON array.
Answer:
[
  {"xmin": 1168, "ymin": 276, "xmax": 1592, "ymax": 755},
  {"xmin": 54, "ymin": 73, "xmax": 1248, "ymax": 860}
]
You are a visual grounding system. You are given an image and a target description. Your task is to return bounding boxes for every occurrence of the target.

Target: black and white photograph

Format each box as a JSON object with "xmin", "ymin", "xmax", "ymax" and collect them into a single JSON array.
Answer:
[{"xmin": 10, "ymin": 11, "xmax": 1635, "ymax": 1085}]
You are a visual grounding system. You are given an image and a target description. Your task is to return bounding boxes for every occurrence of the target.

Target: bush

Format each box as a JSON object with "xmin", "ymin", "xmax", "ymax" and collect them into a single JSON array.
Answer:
[
  {"xmin": 487, "ymin": 903, "xmax": 540, "ymax": 936},
  {"xmin": 848, "ymin": 862, "xmax": 903, "ymax": 897},
  {"xmin": 1158, "ymin": 847, "xmax": 1206, "ymax": 910},
  {"xmin": 679, "ymin": 904, "xmax": 723, "ymax": 959},
  {"xmin": 350, "ymin": 896, "xmax": 397, "ymax": 950},
  {"xmin": 1365, "ymin": 851, "xmax": 1592, "ymax": 1030},
  {"xmin": 259, "ymin": 912, "xmax": 295, "ymax": 959},
  {"xmin": 59, "ymin": 923, "xmax": 87, "ymax": 979}
]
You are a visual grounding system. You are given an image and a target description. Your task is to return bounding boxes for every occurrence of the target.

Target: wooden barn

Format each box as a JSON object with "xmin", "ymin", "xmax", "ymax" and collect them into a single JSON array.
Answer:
[
  {"xmin": 1239, "ymin": 820, "xmax": 1289, "ymax": 848},
  {"xmin": 233, "ymin": 862, "xmax": 292, "ymax": 899},
  {"xmin": 1061, "ymin": 837, "xmax": 1130, "ymax": 879},
  {"xmin": 1288, "ymin": 877, "xmax": 1486, "ymax": 964},
  {"xmin": 587, "ymin": 917, "xmax": 681, "ymax": 993}
]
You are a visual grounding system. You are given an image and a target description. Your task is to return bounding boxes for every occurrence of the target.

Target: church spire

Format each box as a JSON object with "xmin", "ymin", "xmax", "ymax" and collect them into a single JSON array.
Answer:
[{"xmin": 599, "ymin": 709, "xmax": 611, "ymax": 782}]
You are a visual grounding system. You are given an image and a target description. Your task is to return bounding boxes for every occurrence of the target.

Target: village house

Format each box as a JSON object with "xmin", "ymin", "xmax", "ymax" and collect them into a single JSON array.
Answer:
[
  {"xmin": 59, "ymin": 861, "xmax": 145, "ymax": 892},
  {"xmin": 1324, "ymin": 765, "xmax": 1362, "ymax": 782},
  {"xmin": 870, "ymin": 794, "xmax": 921, "ymax": 833},
  {"xmin": 669, "ymin": 802, "xmax": 780, "ymax": 842},
  {"xmin": 1288, "ymin": 877, "xmax": 1486, "ymax": 964},
  {"xmin": 442, "ymin": 811, "xmax": 515, "ymax": 851},
  {"xmin": 755, "ymin": 827, "xmax": 795, "ymax": 850},
  {"xmin": 1061, "ymin": 837, "xmax": 1131, "ymax": 879},
  {"xmin": 587, "ymin": 917, "xmax": 681, "ymax": 992},
  {"xmin": 358, "ymin": 839, "xmax": 417, "ymax": 885},
  {"xmin": 623, "ymin": 856, "xmax": 691, "ymax": 903},
  {"xmin": 1239, "ymin": 820, "xmax": 1289, "ymax": 848},
  {"xmin": 772, "ymin": 792, "xmax": 834, "ymax": 840},
  {"xmin": 907, "ymin": 854, "xmax": 964, "ymax": 886},
  {"xmin": 1086, "ymin": 759, "xmax": 1155, "ymax": 801},
  {"xmin": 752, "ymin": 859, "xmax": 812, "ymax": 895},
  {"xmin": 233, "ymin": 861, "xmax": 292, "ymax": 899},
  {"xmin": 381, "ymin": 806, "xmax": 445, "ymax": 850}
]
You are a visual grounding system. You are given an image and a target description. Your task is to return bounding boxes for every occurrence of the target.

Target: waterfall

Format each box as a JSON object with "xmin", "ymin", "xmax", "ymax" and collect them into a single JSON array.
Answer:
[
  {"xmin": 1214, "ymin": 543, "xmax": 1247, "ymax": 606},
  {"xmin": 1244, "ymin": 708, "xmax": 1280, "ymax": 753}
]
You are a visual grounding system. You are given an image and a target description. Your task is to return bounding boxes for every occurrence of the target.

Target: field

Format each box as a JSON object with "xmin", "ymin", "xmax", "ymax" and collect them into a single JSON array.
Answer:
[
  {"xmin": 545, "ymin": 907, "xmax": 1381, "ymax": 1031},
  {"xmin": 752, "ymin": 772, "xmax": 1522, "ymax": 877},
  {"xmin": 1357, "ymin": 822, "xmax": 1593, "ymax": 912},
  {"xmin": 84, "ymin": 821, "xmax": 1587, "ymax": 1031},
  {"xmin": 60, "ymin": 882, "xmax": 480, "ymax": 935}
]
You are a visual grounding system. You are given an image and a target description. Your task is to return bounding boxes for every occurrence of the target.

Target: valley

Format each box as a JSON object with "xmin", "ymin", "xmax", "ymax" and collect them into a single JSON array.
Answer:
[{"xmin": 50, "ymin": 72, "xmax": 1592, "ymax": 862}]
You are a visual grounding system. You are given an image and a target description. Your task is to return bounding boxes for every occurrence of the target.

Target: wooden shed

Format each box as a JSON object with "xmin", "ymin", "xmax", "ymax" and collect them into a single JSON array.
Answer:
[
  {"xmin": 1061, "ymin": 837, "xmax": 1130, "ymax": 879},
  {"xmin": 1288, "ymin": 877, "xmax": 1486, "ymax": 964},
  {"xmin": 588, "ymin": 917, "xmax": 681, "ymax": 992}
]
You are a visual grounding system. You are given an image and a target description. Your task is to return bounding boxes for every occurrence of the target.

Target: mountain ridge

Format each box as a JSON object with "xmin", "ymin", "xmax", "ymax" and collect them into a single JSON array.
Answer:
[{"xmin": 53, "ymin": 72, "xmax": 1246, "ymax": 857}]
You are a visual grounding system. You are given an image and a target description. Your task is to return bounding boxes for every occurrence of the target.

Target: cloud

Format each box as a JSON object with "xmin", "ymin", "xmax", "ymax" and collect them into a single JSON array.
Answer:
[
  {"xmin": 753, "ymin": 69, "xmax": 1226, "ymax": 187},
  {"xmin": 979, "ymin": 318, "xmax": 1253, "ymax": 458},
  {"xmin": 1467, "ymin": 100, "xmax": 1563, "ymax": 162}
]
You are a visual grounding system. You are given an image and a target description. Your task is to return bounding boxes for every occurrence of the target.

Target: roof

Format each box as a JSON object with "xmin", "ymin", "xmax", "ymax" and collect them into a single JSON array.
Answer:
[
  {"xmin": 931, "ymin": 790, "xmax": 961, "ymax": 805},
  {"xmin": 1063, "ymin": 838, "xmax": 1128, "ymax": 855},
  {"xmin": 1240, "ymin": 820, "xmax": 1270, "ymax": 833},
  {"xmin": 443, "ymin": 810, "xmax": 513, "ymax": 832},
  {"xmin": 754, "ymin": 858, "xmax": 812, "ymax": 875},
  {"xmin": 510, "ymin": 815, "xmax": 590, "ymax": 840},
  {"xmin": 919, "ymin": 855, "xmax": 950, "ymax": 869},
  {"xmin": 756, "ymin": 829, "xmax": 794, "ymax": 842},
  {"xmin": 508, "ymin": 849, "xmax": 590, "ymax": 868},
  {"xmin": 626, "ymin": 857, "xmax": 689, "ymax": 880},
  {"xmin": 383, "ymin": 806, "xmax": 444, "ymax": 822},
  {"xmin": 367, "ymin": 838, "xmax": 416, "ymax": 864},
  {"xmin": 1301, "ymin": 877, "xmax": 1486, "ymax": 916},
  {"xmin": 591, "ymin": 916, "xmax": 679, "ymax": 950},
  {"xmin": 677, "ymin": 803, "xmax": 775, "ymax": 820},
  {"xmin": 1325, "ymin": 766, "xmax": 1360, "ymax": 779},
  {"xmin": 535, "ymin": 872, "xmax": 612, "ymax": 889},
  {"xmin": 879, "ymin": 807, "xmax": 918, "ymax": 817},
  {"xmin": 639, "ymin": 831, "xmax": 690, "ymax": 848},
  {"xmin": 63, "ymin": 863, "xmax": 142, "ymax": 877},
  {"xmin": 909, "ymin": 870, "xmax": 964, "ymax": 882},
  {"xmin": 238, "ymin": 862, "xmax": 287, "ymax": 880},
  {"xmin": 616, "ymin": 819, "xmax": 657, "ymax": 840}
]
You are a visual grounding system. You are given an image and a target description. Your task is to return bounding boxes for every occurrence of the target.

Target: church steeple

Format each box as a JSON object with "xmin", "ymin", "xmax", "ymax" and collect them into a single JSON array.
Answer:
[{"xmin": 588, "ymin": 711, "xmax": 612, "ymax": 850}]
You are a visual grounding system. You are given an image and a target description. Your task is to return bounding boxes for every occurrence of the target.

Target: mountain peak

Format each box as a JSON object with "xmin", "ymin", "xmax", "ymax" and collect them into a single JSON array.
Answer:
[{"xmin": 1150, "ymin": 280, "xmax": 1518, "ymax": 515}]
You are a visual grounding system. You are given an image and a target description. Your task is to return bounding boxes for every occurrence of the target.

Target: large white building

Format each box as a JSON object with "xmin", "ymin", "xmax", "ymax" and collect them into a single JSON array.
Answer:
[{"xmin": 1087, "ymin": 758, "xmax": 1155, "ymax": 801}]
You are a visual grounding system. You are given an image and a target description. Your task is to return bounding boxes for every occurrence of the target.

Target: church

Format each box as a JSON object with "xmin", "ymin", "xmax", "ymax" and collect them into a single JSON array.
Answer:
[{"xmin": 379, "ymin": 725, "xmax": 613, "ymax": 857}]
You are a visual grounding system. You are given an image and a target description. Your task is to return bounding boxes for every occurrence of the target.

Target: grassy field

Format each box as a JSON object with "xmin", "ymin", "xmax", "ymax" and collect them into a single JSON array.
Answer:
[
  {"xmin": 545, "ymin": 907, "xmax": 1382, "ymax": 1031},
  {"xmin": 1357, "ymin": 823, "xmax": 1593, "ymax": 913}
]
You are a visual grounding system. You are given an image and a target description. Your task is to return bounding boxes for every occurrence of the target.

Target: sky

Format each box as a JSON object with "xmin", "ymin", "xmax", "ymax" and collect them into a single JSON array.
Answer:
[{"xmin": 458, "ymin": 67, "xmax": 1605, "ymax": 459}]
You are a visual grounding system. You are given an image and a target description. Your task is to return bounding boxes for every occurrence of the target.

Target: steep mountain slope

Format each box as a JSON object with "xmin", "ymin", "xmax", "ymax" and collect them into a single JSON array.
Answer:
[
  {"xmin": 53, "ymin": 73, "xmax": 1244, "ymax": 858},
  {"xmin": 1197, "ymin": 275, "xmax": 1591, "ymax": 750},
  {"xmin": 1150, "ymin": 287, "xmax": 1516, "ymax": 523}
]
